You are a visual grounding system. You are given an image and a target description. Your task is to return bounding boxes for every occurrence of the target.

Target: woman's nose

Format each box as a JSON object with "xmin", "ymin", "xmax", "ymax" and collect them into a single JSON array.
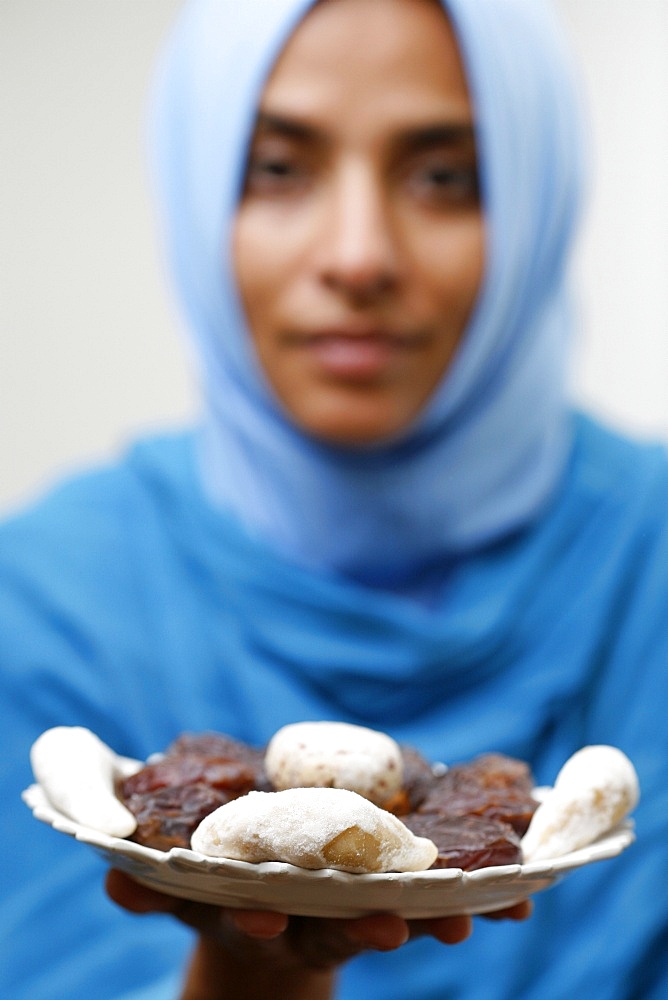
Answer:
[{"xmin": 317, "ymin": 164, "xmax": 400, "ymax": 304}]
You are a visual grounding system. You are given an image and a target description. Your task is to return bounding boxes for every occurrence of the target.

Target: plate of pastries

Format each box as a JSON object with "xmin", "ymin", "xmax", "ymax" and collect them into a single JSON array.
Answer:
[{"xmin": 23, "ymin": 721, "xmax": 638, "ymax": 918}]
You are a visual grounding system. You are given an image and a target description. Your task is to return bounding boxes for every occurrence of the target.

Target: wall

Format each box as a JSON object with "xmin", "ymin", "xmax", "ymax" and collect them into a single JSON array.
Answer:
[
  {"xmin": 558, "ymin": 0, "xmax": 668, "ymax": 439},
  {"xmin": 0, "ymin": 0, "xmax": 189, "ymax": 513},
  {"xmin": 1, "ymin": 0, "xmax": 667, "ymax": 513}
]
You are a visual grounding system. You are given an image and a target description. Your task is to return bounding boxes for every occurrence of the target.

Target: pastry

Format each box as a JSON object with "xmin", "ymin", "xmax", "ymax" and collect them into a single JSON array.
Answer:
[
  {"xmin": 264, "ymin": 720, "xmax": 403, "ymax": 806},
  {"xmin": 191, "ymin": 786, "xmax": 438, "ymax": 873},
  {"xmin": 521, "ymin": 745, "xmax": 640, "ymax": 861}
]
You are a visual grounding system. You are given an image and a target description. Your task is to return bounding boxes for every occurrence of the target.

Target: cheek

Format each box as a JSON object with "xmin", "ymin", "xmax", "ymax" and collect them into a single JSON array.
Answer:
[
  {"xmin": 233, "ymin": 219, "xmax": 277, "ymax": 332},
  {"xmin": 233, "ymin": 207, "xmax": 307, "ymax": 334},
  {"xmin": 233, "ymin": 211, "xmax": 261, "ymax": 287},
  {"xmin": 424, "ymin": 221, "xmax": 485, "ymax": 319}
]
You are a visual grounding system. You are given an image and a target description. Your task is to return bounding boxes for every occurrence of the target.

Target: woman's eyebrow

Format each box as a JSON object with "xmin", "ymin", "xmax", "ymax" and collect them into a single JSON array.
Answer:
[
  {"xmin": 249, "ymin": 113, "xmax": 476, "ymax": 154},
  {"xmin": 252, "ymin": 111, "xmax": 318, "ymax": 143},
  {"xmin": 398, "ymin": 123, "xmax": 477, "ymax": 154}
]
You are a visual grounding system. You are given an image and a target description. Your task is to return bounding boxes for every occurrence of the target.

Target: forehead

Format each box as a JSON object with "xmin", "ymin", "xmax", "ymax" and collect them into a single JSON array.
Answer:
[{"xmin": 257, "ymin": 0, "xmax": 474, "ymax": 127}]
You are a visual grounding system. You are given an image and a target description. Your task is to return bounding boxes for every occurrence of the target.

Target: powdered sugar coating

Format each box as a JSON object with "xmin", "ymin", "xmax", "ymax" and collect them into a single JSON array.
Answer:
[
  {"xmin": 264, "ymin": 721, "xmax": 403, "ymax": 806},
  {"xmin": 30, "ymin": 726, "xmax": 139, "ymax": 838},
  {"xmin": 521, "ymin": 745, "xmax": 640, "ymax": 862},
  {"xmin": 190, "ymin": 787, "xmax": 438, "ymax": 873}
]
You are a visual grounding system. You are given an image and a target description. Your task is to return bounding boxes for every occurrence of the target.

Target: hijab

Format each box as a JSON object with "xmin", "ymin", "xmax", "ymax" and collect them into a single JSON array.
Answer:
[{"xmin": 149, "ymin": 0, "xmax": 585, "ymax": 588}]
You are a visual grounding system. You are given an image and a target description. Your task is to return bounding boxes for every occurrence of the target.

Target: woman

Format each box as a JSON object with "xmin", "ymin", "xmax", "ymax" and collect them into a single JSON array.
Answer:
[{"xmin": 3, "ymin": 1, "xmax": 668, "ymax": 998}]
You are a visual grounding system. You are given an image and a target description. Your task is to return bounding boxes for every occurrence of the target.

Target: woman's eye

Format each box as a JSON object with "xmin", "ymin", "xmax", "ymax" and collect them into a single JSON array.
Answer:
[
  {"xmin": 410, "ymin": 162, "xmax": 480, "ymax": 205},
  {"xmin": 255, "ymin": 158, "xmax": 294, "ymax": 177},
  {"xmin": 243, "ymin": 151, "xmax": 309, "ymax": 195}
]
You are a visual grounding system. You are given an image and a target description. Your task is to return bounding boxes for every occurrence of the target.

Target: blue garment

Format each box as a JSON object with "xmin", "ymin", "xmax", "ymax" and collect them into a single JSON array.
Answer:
[
  {"xmin": 148, "ymin": 0, "xmax": 583, "ymax": 583},
  {"xmin": 3, "ymin": 1, "xmax": 667, "ymax": 997},
  {"xmin": 2, "ymin": 413, "xmax": 668, "ymax": 999}
]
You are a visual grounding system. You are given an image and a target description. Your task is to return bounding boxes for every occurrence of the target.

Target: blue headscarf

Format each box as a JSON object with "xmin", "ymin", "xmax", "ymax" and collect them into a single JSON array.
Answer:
[{"xmin": 149, "ymin": 0, "xmax": 585, "ymax": 587}]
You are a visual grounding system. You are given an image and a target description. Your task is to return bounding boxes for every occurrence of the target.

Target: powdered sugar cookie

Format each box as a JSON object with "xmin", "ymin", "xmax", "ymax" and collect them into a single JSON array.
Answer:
[
  {"xmin": 265, "ymin": 721, "xmax": 403, "ymax": 806},
  {"xmin": 191, "ymin": 786, "xmax": 438, "ymax": 873}
]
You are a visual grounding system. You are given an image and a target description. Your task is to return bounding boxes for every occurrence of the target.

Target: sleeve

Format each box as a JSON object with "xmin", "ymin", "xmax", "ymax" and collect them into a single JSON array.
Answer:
[
  {"xmin": 525, "ymin": 485, "xmax": 668, "ymax": 999},
  {"xmin": 0, "ymin": 488, "xmax": 194, "ymax": 1000},
  {"xmin": 581, "ymin": 499, "xmax": 668, "ymax": 998}
]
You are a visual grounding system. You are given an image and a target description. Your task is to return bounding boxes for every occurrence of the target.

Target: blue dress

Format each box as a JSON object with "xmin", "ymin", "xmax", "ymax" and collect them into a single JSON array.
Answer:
[{"xmin": 2, "ymin": 412, "xmax": 668, "ymax": 999}]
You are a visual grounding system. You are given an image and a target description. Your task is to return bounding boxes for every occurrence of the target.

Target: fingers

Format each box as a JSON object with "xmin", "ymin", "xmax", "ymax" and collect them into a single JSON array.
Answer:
[
  {"xmin": 105, "ymin": 869, "xmax": 178, "ymax": 915},
  {"xmin": 482, "ymin": 899, "xmax": 533, "ymax": 921},
  {"xmin": 230, "ymin": 910, "xmax": 289, "ymax": 939},
  {"xmin": 105, "ymin": 866, "xmax": 527, "ymax": 974},
  {"xmin": 342, "ymin": 913, "xmax": 410, "ymax": 951},
  {"xmin": 105, "ymin": 874, "xmax": 411, "ymax": 971},
  {"xmin": 284, "ymin": 913, "xmax": 410, "ymax": 970},
  {"xmin": 283, "ymin": 911, "xmax": 474, "ymax": 970},
  {"xmin": 105, "ymin": 869, "xmax": 288, "ymax": 941},
  {"xmin": 343, "ymin": 912, "xmax": 472, "ymax": 953},
  {"xmin": 408, "ymin": 902, "xmax": 530, "ymax": 946},
  {"xmin": 422, "ymin": 914, "xmax": 473, "ymax": 944}
]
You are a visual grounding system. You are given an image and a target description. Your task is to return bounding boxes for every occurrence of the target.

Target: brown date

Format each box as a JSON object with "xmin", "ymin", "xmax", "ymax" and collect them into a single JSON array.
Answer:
[{"xmin": 402, "ymin": 813, "xmax": 523, "ymax": 870}]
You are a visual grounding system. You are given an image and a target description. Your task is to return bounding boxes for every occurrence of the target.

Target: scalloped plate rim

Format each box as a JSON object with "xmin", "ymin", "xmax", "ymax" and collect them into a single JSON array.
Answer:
[{"xmin": 22, "ymin": 783, "xmax": 635, "ymax": 918}]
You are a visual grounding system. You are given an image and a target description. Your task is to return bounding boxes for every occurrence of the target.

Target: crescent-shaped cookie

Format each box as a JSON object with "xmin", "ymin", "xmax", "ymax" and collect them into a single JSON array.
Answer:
[{"xmin": 191, "ymin": 786, "xmax": 438, "ymax": 873}]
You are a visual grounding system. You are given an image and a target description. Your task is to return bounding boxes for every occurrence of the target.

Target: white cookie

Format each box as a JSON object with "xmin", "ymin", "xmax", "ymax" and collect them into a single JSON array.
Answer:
[
  {"xmin": 264, "ymin": 721, "xmax": 403, "ymax": 805},
  {"xmin": 191, "ymin": 786, "xmax": 438, "ymax": 873},
  {"xmin": 521, "ymin": 745, "xmax": 639, "ymax": 862},
  {"xmin": 30, "ymin": 726, "xmax": 139, "ymax": 837}
]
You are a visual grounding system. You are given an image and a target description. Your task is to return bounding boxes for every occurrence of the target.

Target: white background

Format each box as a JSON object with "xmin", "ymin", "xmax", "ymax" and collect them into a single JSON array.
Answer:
[{"xmin": 1, "ymin": 0, "xmax": 667, "ymax": 514}]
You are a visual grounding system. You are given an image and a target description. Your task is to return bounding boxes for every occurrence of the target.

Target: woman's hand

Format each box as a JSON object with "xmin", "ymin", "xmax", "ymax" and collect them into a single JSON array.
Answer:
[{"xmin": 106, "ymin": 869, "xmax": 530, "ymax": 1000}]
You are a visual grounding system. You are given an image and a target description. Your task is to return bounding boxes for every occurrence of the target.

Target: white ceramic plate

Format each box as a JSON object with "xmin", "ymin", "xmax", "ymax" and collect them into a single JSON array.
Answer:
[{"xmin": 23, "ymin": 783, "xmax": 634, "ymax": 918}]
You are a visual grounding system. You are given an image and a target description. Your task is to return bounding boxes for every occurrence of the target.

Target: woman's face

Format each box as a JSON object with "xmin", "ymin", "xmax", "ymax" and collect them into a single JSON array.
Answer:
[{"xmin": 233, "ymin": 0, "xmax": 484, "ymax": 446}]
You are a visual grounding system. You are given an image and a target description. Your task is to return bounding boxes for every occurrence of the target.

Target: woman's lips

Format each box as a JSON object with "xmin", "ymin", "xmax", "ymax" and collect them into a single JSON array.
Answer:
[{"xmin": 289, "ymin": 329, "xmax": 425, "ymax": 381}]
